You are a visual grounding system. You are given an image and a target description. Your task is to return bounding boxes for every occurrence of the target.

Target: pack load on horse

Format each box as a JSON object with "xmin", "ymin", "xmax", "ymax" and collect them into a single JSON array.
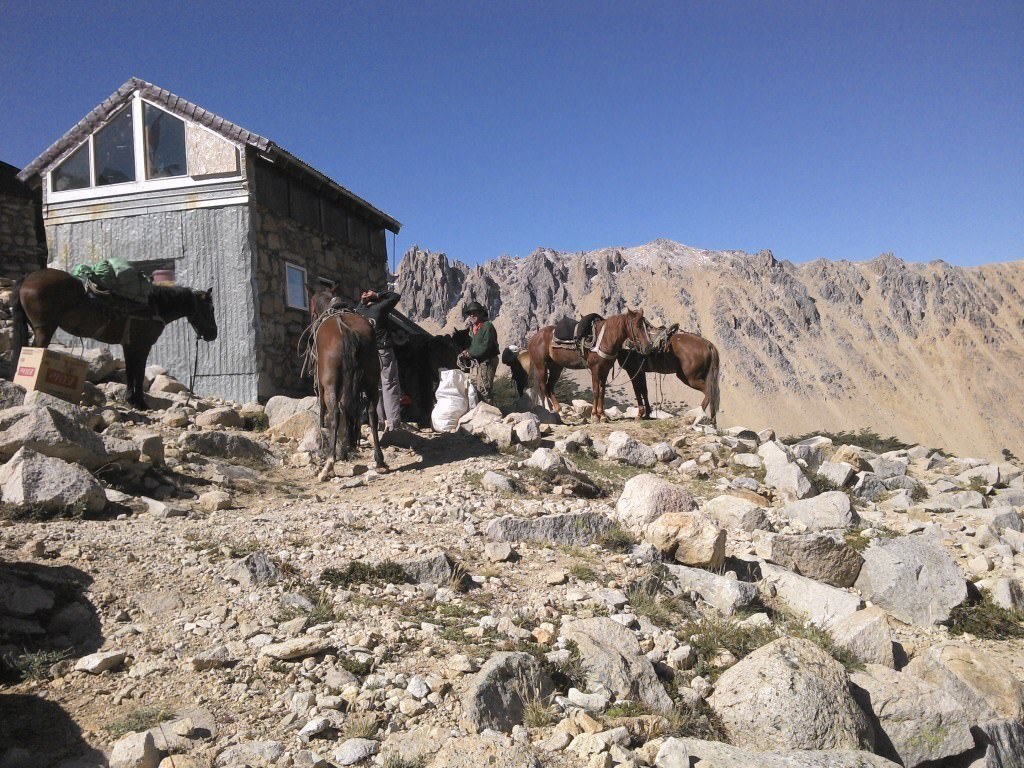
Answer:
[
  {"xmin": 11, "ymin": 264, "xmax": 217, "ymax": 409},
  {"xmin": 523, "ymin": 309, "xmax": 653, "ymax": 421},
  {"xmin": 618, "ymin": 318, "xmax": 721, "ymax": 425},
  {"xmin": 301, "ymin": 286, "xmax": 386, "ymax": 479}
]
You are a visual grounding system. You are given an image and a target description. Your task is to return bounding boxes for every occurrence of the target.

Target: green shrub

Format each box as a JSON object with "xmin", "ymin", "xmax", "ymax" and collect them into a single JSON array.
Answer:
[
  {"xmin": 948, "ymin": 591, "xmax": 1024, "ymax": 640},
  {"xmin": 321, "ymin": 560, "xmax": 406, "ymax": 587}
]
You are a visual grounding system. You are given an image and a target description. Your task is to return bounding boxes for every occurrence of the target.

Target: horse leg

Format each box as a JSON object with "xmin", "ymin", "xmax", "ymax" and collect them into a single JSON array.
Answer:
[
  {"xmin": 366, "ymin": 387, "xmax": 388, "ymax": 472},
  {"xmin": 546, "ymin": 364, "xmax": 564, "ymax": 413},
  {"xmin": 318, "ymin": 380, "xmax": 338, "ymax": 481},
  {"xmin": 124, "ymin": 343, "xmax": 151, "ymax": 410},
  {"xmin": 591, "ymin": 363, "xmax": 608, "ymax": 422}
]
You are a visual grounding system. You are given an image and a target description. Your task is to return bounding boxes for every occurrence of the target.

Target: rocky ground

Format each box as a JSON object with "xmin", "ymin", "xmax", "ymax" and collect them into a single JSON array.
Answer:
[{"xmin": 2, "ymin": 361, "xmax": 1024, "ymax": 768}]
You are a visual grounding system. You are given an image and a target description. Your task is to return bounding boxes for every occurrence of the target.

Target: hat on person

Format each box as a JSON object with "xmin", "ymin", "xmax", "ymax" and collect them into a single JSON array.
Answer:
[{"xmin": 463, "ymin": 301, "xmax": 487, "ymax": 317}]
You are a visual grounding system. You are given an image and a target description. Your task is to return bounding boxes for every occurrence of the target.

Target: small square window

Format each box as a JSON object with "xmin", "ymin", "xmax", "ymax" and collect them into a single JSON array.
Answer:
[
  {"xmin": 52, "ymin": 143, "xmax": 91, "ymax": 191},
  {"xmin": 144, "ymin": 102, "xmax": 187, "ymax": 179},
  {"xmin": 285, "ymin": 263, "xmax": 308, "ymax": 310}
]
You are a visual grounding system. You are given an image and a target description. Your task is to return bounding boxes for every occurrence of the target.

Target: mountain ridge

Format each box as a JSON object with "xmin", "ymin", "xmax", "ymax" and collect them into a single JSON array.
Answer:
[{"xmin": 395, "ymin": 240, "xmax": 1024, "ymax": 458}]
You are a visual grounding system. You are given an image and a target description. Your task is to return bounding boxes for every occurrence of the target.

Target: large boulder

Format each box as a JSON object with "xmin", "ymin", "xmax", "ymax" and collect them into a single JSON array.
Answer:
[
  {"xmin": 708, "ymin": 637, "xmax": 873, "ymax": 751},
  {"xmin": 655, "ymin": 738, "xmax": 899, "ymax": 767},
  {"xmin": 460, "ymin": 652, "xmax": 555, "ymax": 733},
  {"xmin": 605, "ymin": 431, "xmax": 657, "ymax": 467},
  {"xmin": 905, "ymin": 643, "xmax": 1024, "ymax": 723},
  {"xmin": 615, "ymin": 474, "xmax": 695, "ymax": 534},
  {"xmin": 0, "ymin": 448, "xmax": 106, "ymax": 514},
  {"xmin": 702, "ymin": 494, "xmax": 772, "ymax": 532},
  {"xmin": 854, "ymin": 533, "xmax": 968, "ymax": 627},
  {"xmin": 663, "ymin": 563, "xmax": 760, "ymax": 615},
  {"xmin": 264, "ymin": 395, "xmax": 317, "ymax": 427},
  {"xmin": 765, "ymin": 533, "xmax": 863, "ymax": 587},
  {"xmin": 850, "ymin": 663, "xmax": 974, "ymax": 768},
  {"xmin": 484, "ymin": 512, "xmax": 612, "ymax": 546},
  {"xmin": 646, "ymin": 511, "xmax": 725, "ymax": 568},
  {"xmin": 178, "ymin": 431, "xmax": 277, "ymax": 465},
  {"xmin": 561, "ymin": 617, "xmax": 672, "ymax": 713},
  {"xmin": 777, "ymin": 492, "xmax": 858, "ymax": 531},
  {"xmin": 828, "ymin": 607, "xmax": 894, "ymax": 668},
  {"xmin": 0, "ymin": 405, "xmax": 111, "ymax": 469},
  {"xmin": 758, "ymin": 562, "xmax": 861, "ymax": 629}
]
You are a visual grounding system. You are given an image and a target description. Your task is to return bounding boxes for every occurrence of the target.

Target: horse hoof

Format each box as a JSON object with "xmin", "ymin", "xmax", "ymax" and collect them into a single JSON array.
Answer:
[
  {"xmin": 317, "ymin": 461, "xmax": 335, "ymax": 482},
  {"xmin": 375, "ymin": 463, "xmax": 389, "ymax": 474}
]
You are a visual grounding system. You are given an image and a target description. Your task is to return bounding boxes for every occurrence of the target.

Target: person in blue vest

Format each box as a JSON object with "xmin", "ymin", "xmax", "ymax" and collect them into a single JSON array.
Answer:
[{"xmin": 356, "ymin": 288, "xmax": 405, "ymax": 431}]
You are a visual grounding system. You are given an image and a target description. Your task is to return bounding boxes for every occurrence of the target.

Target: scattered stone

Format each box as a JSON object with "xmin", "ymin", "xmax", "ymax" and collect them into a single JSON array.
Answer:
[
  {"xmin": 708, "ymin": 637, "xmax": 873, "ymax": 751},
  {"xmin": 485, "ymin": 512, "xmax": 612, "ymax": 546},
  {"xmin": 615, "ymin": 475, "xmax": 695, "ymax": 534},
  {"xmin": 854, "ymin": 533, "xmax": 968, "ymax": 626},
  {"xmin": 850, "ymin": 663, "xmax": 973, "ymax": 767},
  {"xmin": 259, "ymin": 637, "xmax": 332, "ymax": 661},
  {"xmin": 663, "ymin": 564, "xmax": 759, "ymax": 615},
  {"xmin": 766, "ymin": 533, "xmax": 864, "ymax": 587},
  {"xmin": 777, "ymin": 492, "xmax": 858, "ymax": 531},
  {"xmin": 225, "ymin": 552, "xmax": 280, "ymax": 587},
  {"xmin": 561, "ymin": 618, "xmax": 672, "ymax": 713},
  {"xmin": 758, "ymin": 562, "xmax": 861, "ymax": 630},
  {"xmin": 75, "ymin": 650, "xmax": 127, "ymax": 674},
  {"xmin": 654, "ymin": 738, "xmax": 899, "ymax": 767},
  {"xmin": 0, "ymin": 447, "xmax": 106, "ymax": 514},
  {"xmin": 482, "ymin": 471, "xmax": 517, "ymax": 492},
  {"xmin": 702, "ymin": 494, "xmax": 772, "ymax": 532},
  {"xmin": 333, "ymin": 738, "xmax": 378, "ymax": 765},
  {"xmin": 109, "ymin": 730, "xmax": 159, "ymax": 768},
  {"xmin": 905, "ymin": 642, "xmax": 1024, "ymax": 722},
  {"xmin": 461, "ymin": 651, "xmax": 555, "ymax": 733},
  {"xmin": 605, "ymin": 432, "xmax": 657, "ymax": 467},
  {"xmin": 829, "ymin": 607, "xmax": 895, "ymax": 668},
  {"xmin": 646, "ymin": 511, "xmax": 725, "ymax": 569}
]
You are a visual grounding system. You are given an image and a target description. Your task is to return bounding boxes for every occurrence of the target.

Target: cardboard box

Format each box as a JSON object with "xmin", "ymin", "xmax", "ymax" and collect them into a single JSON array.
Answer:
[{"xmin": 13, "ymin": 347, "xmax": 90, "ymax": 404}]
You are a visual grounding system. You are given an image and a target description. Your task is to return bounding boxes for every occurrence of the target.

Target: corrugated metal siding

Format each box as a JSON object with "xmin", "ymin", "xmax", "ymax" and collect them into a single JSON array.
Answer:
[{"xmin": 47, "ymin": 204, "xmax": 260, "ymax": 404}]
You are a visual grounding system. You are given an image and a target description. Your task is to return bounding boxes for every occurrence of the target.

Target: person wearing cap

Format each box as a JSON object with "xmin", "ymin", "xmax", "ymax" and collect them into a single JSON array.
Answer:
[
  {"xmin": 459, "ymin": 301, "xmax": 499, "ymax": 405},
  {"xmin": 356, "ymin": 288, "xmax": 405, "ymax": 431}
]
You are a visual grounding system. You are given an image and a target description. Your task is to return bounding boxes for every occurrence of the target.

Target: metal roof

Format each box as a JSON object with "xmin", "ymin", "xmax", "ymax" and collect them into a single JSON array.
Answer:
[{"xmin": 17, "ymin": 77, "xmax": 401, "ymax": 233}]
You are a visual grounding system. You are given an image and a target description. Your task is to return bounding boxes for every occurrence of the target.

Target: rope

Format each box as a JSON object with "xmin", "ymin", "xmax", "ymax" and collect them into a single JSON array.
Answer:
[{"xmin": 184, "ymin": 333, "xmax": 201, "ymax": 408}]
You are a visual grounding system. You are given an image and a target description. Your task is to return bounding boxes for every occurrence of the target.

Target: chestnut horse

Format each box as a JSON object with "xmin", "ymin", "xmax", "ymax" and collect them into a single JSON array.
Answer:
[
  {"xmin": 11, "ymin": 268, "xmax": 216, "ymax": 409},
  {"xmin": 619, "ymin": 330, "xmax": 721, "ymax": 424},
  {"xmin": 525, "ymin": 309, "xmax": 652, "ymax": 420},
  {"xmin": 306, "ymin": 288, "xmax": 386, "ymax": 478}
]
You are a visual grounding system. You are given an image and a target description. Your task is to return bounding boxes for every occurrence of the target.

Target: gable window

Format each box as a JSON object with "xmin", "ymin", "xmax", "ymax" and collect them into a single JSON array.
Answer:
[
  {"xmin": 144, "ymin": 103, "xmax": 187, "ymax": 179},
  {"xmin": 93, "ymin": 106, "xmax": 136, "ymax": 185},
  {"xmin": 52, "ymin": 144, "xmax": 91, "ymax": 191},
  {"xmin": 285, "ymin": 262, "xmax": 308, "ymax": 310}
]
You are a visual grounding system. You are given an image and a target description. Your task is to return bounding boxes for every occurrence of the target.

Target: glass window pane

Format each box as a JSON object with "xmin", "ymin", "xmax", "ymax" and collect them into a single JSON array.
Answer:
[
  {"xmin": 286, "ymin": 264, "xmax": 307, "ymax": 309},
  {"xmin": 94, "ymin": 106, "xmax": 136, "ymax": 186},
  {"xmin": 143, "ymin": 103, "xmax": 187, "ymax": 179},
  {"xmin": 52, "ymin": 144, "xmax": 91, "ymax": 191}
]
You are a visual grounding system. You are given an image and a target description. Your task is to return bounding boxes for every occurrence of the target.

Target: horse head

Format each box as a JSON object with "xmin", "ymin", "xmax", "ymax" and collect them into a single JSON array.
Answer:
[
  {"xmin": 189, "ymin": 288, "xmax": 218, "ymax": 341},
  {"xmin": 626, "ymin": 308, "xmax": 654, "ymax": 354}
]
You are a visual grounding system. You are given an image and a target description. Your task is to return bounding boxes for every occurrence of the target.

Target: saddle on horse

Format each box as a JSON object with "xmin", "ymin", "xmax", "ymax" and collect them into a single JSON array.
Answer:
[{"xmin": 552, "ymin": 313, "xmax": 603, "ymax": 354}]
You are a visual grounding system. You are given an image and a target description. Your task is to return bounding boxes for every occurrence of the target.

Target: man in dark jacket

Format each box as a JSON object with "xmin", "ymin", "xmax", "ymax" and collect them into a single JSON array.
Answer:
[
  {"xmin": 356, "ymin": 288, "xmax": 404, "ymax": 431},
  {"xmin": 459, "ymin": 301, "xmax": 499, "ymax": 405}
]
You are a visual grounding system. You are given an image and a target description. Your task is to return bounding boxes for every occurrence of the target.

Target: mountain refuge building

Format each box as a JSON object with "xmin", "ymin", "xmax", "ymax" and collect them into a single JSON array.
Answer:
[{"xmin": 17, "ymin": 77, "xmax": 401, "ymax": 403}]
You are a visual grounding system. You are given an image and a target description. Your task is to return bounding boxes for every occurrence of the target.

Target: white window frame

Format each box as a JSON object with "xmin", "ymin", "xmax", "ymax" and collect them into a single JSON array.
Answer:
[
  {"xmin": 47, "ymin": 92, "xmax": 242, "ymax": 203},
  {"xmin": 285, "ymin": 262, "xmax": 308, "ymax": 310}
]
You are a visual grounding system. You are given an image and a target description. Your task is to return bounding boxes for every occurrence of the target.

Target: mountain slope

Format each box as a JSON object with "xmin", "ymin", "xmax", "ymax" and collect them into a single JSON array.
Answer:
[{"xmin": 395, "ymin": 241, "xmax": 1024, "ymax": 457}]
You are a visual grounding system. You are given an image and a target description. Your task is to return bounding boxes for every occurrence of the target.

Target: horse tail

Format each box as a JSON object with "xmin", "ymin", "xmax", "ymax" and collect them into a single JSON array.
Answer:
[
  {"xmin": 706, "ymin": 341, "xmax": 721, "ymax": 423},
  {"xmin": 10, "ymin": 279, "xmax": 28, "ymax": 369},
  {"xmin": 338, "ymin": 324, "xmax": 365, "ymax": 449}
]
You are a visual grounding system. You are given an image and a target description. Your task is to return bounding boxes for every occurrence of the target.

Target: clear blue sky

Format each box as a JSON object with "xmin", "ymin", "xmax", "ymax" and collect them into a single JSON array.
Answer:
[{"xmin": 2, "ymin": 1, "xmax": 1021, "ymax": 267}]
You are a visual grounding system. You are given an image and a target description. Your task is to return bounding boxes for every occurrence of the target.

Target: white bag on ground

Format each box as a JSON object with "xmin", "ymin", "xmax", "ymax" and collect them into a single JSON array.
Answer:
[{"xmin": 432, "ymin": 368, "xmax": 472, "ymax": 432}]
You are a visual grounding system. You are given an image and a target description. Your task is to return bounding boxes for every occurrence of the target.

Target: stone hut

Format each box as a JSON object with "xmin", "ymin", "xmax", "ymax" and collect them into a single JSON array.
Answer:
[
  {"xmin": 0, "ymin": 161, "xmax": 46, "ymax": 281},
  {"xmin": 16, "ymin": 77, "xmax": 401, "ymax": 403}
]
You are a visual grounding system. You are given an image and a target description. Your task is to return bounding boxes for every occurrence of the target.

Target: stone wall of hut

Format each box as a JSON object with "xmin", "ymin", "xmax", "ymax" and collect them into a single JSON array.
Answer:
[
  {"xmin": 0, "ymin": 195, "xmax": 46, "ymax": 281},
  {"xmin": 251, "ymin": 202, "xmax": 387, "ymax": 398}
]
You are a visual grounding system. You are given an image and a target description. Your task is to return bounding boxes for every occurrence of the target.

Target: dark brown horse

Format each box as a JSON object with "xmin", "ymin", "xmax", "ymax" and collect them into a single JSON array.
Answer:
[
  {"xmin": 619, "ymin": 330, "xmax": 721, "ymax": 424},
  {"xmin": 307, "ymin": 287, "xmax": 385, "ymax": 478},
  {"xmin": 11, "ymin": 268, "xmax": 216, "ymax": 409},
  {"xmin": 524, "ymin": 309, "xmax": 653, "ymax": 420}
]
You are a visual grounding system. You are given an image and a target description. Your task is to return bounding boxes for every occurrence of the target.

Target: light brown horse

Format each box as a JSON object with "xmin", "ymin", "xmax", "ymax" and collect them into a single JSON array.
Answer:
[
  {"xmin": 307, "ymin": 288, "xmax": 386, "ymax": 478},
  {"xmin": 525, "ymin": 309, "xmax": 652, "ymax": 420},
  {"xmin": 619, "ymin": 330, "xmax": 721, "ymax": 424},
  {"xmin": 12, "ymin": 268, "xmax": 216, "ymax": 409}
]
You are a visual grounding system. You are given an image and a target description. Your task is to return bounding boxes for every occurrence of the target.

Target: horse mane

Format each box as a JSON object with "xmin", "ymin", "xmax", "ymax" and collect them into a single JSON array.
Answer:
[{"xmin": 150, "ymin": 283, "xmax": 198, "ymax": 314}]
